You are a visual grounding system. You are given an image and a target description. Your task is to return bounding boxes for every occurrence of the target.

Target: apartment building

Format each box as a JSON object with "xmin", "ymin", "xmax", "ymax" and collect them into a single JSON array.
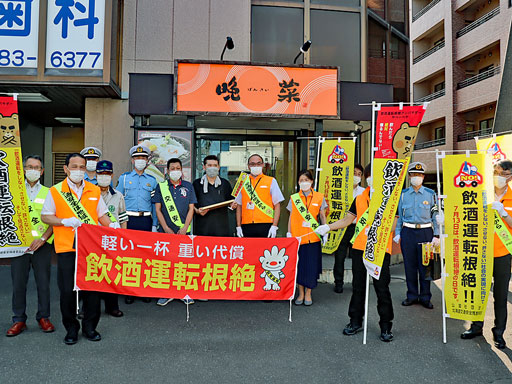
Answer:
[{"xmin": 409, "ymin": 0, "xmax": 512, "ymax": 173}]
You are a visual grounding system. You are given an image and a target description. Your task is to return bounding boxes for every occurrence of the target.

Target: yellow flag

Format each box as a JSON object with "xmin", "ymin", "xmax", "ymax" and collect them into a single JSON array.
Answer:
[
  {"xmin": 316, "ymin": 139, "xmax": 355, "ymax": 254},
  {"xmin": 0, "ymin": 97, "xmax": 33, "ymax": 258},
  {"xmin": 443, "ymin": 154, "xmax": 494, "ymax": 321},
  {"xmin": 475, "ymin": 133, "xmax": 512, "ymax": 164},
  {"xmin": 363, "ymin": 158, "xmax": 409, "ymax": 278}
]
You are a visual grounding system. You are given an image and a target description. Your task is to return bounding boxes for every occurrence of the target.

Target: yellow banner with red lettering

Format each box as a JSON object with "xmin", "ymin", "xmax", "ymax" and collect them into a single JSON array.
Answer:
[
  {"xmin": 316, "ymin": 139, "xmax": 355, "ymax": 254},
  {"xmin": 475, "ymin": 133, "xmax": 512, "ymax": 164},
  {"xmin": 443, "ymin": 154, "xmax": 494, "ymax": 321},
  {"xmin": 0, "ymin": 96, "xmax": 32, "ymax": 258}
]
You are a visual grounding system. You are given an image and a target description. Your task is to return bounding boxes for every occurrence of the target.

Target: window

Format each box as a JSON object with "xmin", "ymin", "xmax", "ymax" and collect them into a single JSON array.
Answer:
[
  {"xmin": 433, "ymin": 38, "xmax": 444, "ymax": 47},
  {"xmin": 434, "ymin": 81, "xmax": 445, "ymax": 92},
  {"xmin": 435, "ymin": 127, "xmax": 445, "ymax": 140},
  {"xmin": 251, "ymin": 6, "xmax": 304, "ymax": 64},
  {"xmin": 312, "ymin": 0, "xmax": 360, "ymax": 6},
  {"xmin": 479, "ymin": 65, "xmax": 494, "ymax": 74},
  {"xmin": 310, "ymin": 10, "xmax": 361, "ymax": 81},
  {"xmin": 479, "ymin": 118, "xmax": 494, "ymax": 130}
]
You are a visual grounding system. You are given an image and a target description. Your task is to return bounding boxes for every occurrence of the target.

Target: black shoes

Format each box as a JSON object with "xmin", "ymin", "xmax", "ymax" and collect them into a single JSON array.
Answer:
[
  {"xmin": 380, "ymin": 330, "xmax": 394, "ymax": 342},
  {"xmin": 343, "ymin": 322, "xmax": 362, "ymax": 336},
  {"xmin": 420, "ymin": 301, "xmax": 434, "ymax": 309},
  {"xmin": 64, "ymin": 330, "xmax": 78, "ymax": 345},
  {"xmin": 401, "ymin": 298, "xmax": 418, "ymax": 306},
  {"xmin": 124, "ymin": 296, "xmax": 134, "ymax": 305},
  {"xmin": 492, "ymin": 328, "xmax": 507, "ymax": 349},
  {"xmin": 334, "ymin": 285, "xmax": 343, "ymax": 294},
  {"xmin": 82, "ymin": 330, "xmax": 101, "ymax": 342},
  {"xmin": 142, "ymin": 298, "xmax": 152, "ymax": 303},
  {"xmin": 107, "ymin": 309, "xmax": 124, "ymax": 317},
  {"xmin": 460, "ymin": 328, "xmax": 483, "ymax": 340}
]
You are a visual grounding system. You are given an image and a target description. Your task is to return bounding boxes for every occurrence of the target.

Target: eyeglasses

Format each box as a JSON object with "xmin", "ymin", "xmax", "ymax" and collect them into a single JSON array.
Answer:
[
  {"xmin": 248, "ymin": 162, "xmax": 263, "ymax": 166},
  {"xmin": 494, "ymin": 171, "xmax": 512, "ymax": 177}
]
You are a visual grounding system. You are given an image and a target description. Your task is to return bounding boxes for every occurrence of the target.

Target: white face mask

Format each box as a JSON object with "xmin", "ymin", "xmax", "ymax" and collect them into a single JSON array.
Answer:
[
  {"xmin": 299, "ymin": 181, "xmax": 312, "ymax": 191},
  {"xmin": 86, "ymin": 160, "xmax": 97, "ymax": 172},
  {"xmin": 250, "ymin": 166, "xmax": 263, "ymax": 176},
  {"xmin": 169, "ymin": 170, "xmax": 182, "ymax": 181},
  {"xmin": 353, "ymin": 176, "xmax": 361, "ymax": 186},
  {"xmin": 410, "ymin": 176, "xmax": 423, "ymax": 187},
  {"xmin": 205, "ymin": 167, "xmax": 219, "ymax": 178},
  {"xmin": 68, "ymin": 170, "xmax": 85, "ymax": 184},
  {"xmin": 134, "ymin": 159, "xmax": 147, "ymax": 171},
  {"xmin": 366, "ymin": 177, "xmax": 373, "ymax": 188},
  {"xmin": 97, "ymin": 174, "xmax": 112, "ymax": 187},
  {"xmin": 25, "ymin": 169, "xmax": 41, "ymax": 183},
  {"xmin": 494, "ymin": 175, "xmax": 508, "ymax": 189}
]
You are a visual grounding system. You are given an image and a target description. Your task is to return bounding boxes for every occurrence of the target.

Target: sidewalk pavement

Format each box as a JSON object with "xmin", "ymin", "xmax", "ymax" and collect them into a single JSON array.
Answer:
[{"xmin": 0, "ymin": 263, "xmax": 511, "ymax": 384}]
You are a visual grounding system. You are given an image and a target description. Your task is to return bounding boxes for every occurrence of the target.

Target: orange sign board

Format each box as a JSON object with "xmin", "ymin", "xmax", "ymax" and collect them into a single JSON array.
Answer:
[{"xmin": 175, "ymin": 61, "xmax": 339, "ymax": 118}]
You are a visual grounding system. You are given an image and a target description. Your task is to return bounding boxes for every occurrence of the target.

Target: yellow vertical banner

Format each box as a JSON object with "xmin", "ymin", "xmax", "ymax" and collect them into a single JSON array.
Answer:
[
  {"xmin": 0, "ymin": 96, "xmax": 32, "ymax": 258},
  {"xmin": 475, "ymin": 133, "xmax": 512, "ymax": 164},
  {"xmin": 363, "ymin": 158, "xmax": 409, "ymax": 278},
  {"xmin": 316, "ymin": 139, "xmax": 355, "ymax": 254},
  {"xmin": 443, "ymin": 154, "xmax": 494, "ymax": 321}
]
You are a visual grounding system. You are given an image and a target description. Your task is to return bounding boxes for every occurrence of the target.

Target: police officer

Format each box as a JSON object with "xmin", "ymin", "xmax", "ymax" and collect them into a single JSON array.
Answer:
[
  {"xmin": 80, "ymin": 146, "xmax": 102, "ymax": 185},
  {"xmin": 116, "ymin": 145, "xmax": 158, "ymax": 304},
  {"xmin": 234, "ymin": 154, "xmax": 284, "ymax": 238},
  {"xmin": 394, "ymin": 162, "xmax": 439, "ymax": 309},
  {"xmin": 96, "ymin": 160, "xmax": 128, "ymax": 317}
]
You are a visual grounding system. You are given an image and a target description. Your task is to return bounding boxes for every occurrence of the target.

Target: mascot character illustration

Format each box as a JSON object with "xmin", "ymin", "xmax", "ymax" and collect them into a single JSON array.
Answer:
[{"xmin": 260, "ymin": 246, "xmax": 289, "ymax": 291}]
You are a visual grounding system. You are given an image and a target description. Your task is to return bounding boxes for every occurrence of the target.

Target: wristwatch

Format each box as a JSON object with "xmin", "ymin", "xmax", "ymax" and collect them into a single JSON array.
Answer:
[{"xmin": 40, "ymin": 237, "xmax": 47, "ymax": 242}]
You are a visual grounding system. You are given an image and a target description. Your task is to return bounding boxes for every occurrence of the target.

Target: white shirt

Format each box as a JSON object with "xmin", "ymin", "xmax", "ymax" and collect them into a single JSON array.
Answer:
[
  {"xmin": 234, "ymin": 175, "xmax": 285, "ymax": 205},
  {"xmin": 25, "ymin": 180, "xmax": 42, "ymax": 202},
  {"xmin": 41, "ymin": 178, "xmax": 108, "ymax": 218}
]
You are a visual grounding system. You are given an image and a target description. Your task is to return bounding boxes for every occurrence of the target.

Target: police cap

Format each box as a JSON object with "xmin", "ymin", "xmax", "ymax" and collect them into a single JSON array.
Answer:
[
  {"xmin": 129, "ymin": 145, "xmax": 150, "ymax": 157},
  {"xmin": 408, "ymin": 161, "xmax": 426, "ymax": 174},
  {"xmin": 80, "ymin": 146, "xmax": 102, "ymax": 159},
  {"xmin": 96, "ymin": 160, "xmax": 113, "ymax": 173}
]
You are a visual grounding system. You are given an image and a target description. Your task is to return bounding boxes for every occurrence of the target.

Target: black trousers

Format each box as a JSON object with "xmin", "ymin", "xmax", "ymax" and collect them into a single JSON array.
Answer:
[
  {"xmin": 349, "ymin": 249, "xmax": 394, "ymax": 330},
  {"xmin": 241, "ymin": 223, "xmax": 272, "ymax": 238},
  {"xmin": 10, "ymin": 243, "xmax": 52, "ymax": 323},
  {"xmin": 333, "ymin": 224, "xmax": 356, "ymax": 286},
  {"xmin": 57, "ymin": 252, "xmax": 100, "ymax": 333},
  {"xmin": 472, "ymin": 254, "xmax": 511, "ymax": 336},
  {"xmin": 126, "ymin": 215, "xmax": 153, "ymax": 301},
  {"xmin": 102, "ymin": 293, "xmax": 120, "ymax": 312},
  {"xmin": 401, "ymin": 227, "xmax": 433, "ymax": 302}
]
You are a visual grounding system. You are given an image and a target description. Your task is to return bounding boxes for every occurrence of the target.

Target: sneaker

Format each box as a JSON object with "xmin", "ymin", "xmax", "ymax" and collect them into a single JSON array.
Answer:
[
  {"xmin": 343, "ymin": 322, "xmax": 362, "ymax": 336},
  {"xmin": 380, "ymin": 330, "xmax": 394, "ymax": 342},
  {"xmin": 156, "ymin": 298, "xmax": 173, "ymax": 306},
  {"xmin": 181, "ymin": 298, "xmax": 194, "ymax": 305}
]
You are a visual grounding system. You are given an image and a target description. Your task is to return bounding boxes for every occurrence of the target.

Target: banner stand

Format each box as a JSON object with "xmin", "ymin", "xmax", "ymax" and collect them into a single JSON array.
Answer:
[{"xmin": 435, "ymin": 150, "xmax": 448, "ymax": 344}]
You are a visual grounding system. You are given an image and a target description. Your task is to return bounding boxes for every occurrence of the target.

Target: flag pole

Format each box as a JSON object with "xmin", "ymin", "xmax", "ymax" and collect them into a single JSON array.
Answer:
[
  {"xmin": 363, "ymin": 101, "xmax": 377, "ymax": 345},
  {"xmin": 435, "ymin": 150, "xmax": 448, "ymax": 343}
]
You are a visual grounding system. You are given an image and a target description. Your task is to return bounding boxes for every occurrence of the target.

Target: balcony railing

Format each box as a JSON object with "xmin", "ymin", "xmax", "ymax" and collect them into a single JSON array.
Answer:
[
  {"xmin": 456, "ymin": 7, "xmax": 500, "ymax": 38},
  {"xmin": 457, "ymin": 128, "xmax": 492, "ymax": 142},
  {"xmin": 415, "ymin": 89, "xmax": 445, "ymax": 103},
  {"xmin": 456, "ymin": 66, "xmax": 501, "ymax": 89},
  {"xmin": 412, "ymin": 0, "xmax": 441, "ymax": 22},
  {"xmin": 414, "ymin": 138, "xmax": 446, "ymax": 150},
  {"xmin": 413, "ymin": 41, "xmax": 445, "ymax": 64}
]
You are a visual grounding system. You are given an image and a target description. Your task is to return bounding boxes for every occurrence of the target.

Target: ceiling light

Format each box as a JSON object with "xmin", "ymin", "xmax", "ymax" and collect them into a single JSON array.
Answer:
[{"xmin": 55, "ymin": 117, "xmax": 84, "ymax": 124}]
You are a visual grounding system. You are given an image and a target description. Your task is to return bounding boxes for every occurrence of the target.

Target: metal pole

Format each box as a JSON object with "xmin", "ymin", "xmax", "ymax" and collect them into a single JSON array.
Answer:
[
  {"xmin": 314, "ymin": 136, "xmax": 324, "ymax": 191},
  {"xmin": 363, "ymin": 101, "xmax": 378, "ymax": 345},
  {"xmin": 435, "ymin": 150, "xmax": 448, "ymax": 344}
]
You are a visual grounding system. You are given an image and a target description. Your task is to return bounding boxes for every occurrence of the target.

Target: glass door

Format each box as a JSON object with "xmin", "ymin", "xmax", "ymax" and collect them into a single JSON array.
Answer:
[{"xmin": 196, "ymin": 137, "xmax": 298, "ymax": 237}]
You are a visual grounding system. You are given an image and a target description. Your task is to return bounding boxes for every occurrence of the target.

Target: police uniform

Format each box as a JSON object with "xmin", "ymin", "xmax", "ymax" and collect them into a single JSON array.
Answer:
[
  {"xmin": 80, "ymin": 147, "xmax": 102, "ymax": 185},
  {"xmin": 396, "ymin": 162, "xmax": 439, "ymax": 306},
  {"xmin": 97, "ymin": 160, "xmax": 128, "ymax": 316},
  {"xmin": 115, "ymin": 145, "xmax": 157, "ymax": 304},
  {"xmin": 116, "ymin": 145, "xmax": 158, "ymax": 231}
]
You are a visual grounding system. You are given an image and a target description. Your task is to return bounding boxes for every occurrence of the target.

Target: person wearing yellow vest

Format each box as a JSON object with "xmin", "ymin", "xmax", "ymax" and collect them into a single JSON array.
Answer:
[
  {"xmin": 6, "ymin": 155, "xmax": 55, "ymax": 337},
  {"xmin": 286, "ymin": 170, "xmax": 327, "ymax": 306},
  {"xmin": 235, "ymin": 154, "xmax": 284, "ymax": 238},
  {"xmin": 315, "ymin": 164, "xmax": 395, "ymax": 342},
  {"xmin": 461, "ymin": 159, "xmax": 512, "ymax": 349},
  {"xmin": 41, "ymin": 153, "xmax": 114, "ymax": 345}
]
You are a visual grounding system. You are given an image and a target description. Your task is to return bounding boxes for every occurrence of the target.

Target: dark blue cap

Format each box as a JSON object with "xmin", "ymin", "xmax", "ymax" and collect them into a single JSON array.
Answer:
[{"xmin": 96, "ymin": 160, "xmax": 113, "ymax": 172}]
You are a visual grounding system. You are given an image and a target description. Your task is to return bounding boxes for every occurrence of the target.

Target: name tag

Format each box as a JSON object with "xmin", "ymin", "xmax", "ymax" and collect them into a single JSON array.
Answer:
[
  {"xmin": 260, "ymin": 185, "xmax": 268, "ymax": 188},
  {"xmin": 312, "ymin": 203, "xmax": 319, "ymax": 206},
  {"xmin": 302, "ymin": 221, "xmax": 311, "ymax": 228},
  {"xmin": 89, "ymin": 197, "xmax": 98, "ymax": 200},
  {"xmin": 247, "ymin": 202, "xmax": 255, "ymax": 210},
  {"xmin": 506, "ymin": 207, "xmax": 512, "ymax": 211},
  {"xmin": 34, "ymin": 198, "xmax": 45, "ymax": 204}
]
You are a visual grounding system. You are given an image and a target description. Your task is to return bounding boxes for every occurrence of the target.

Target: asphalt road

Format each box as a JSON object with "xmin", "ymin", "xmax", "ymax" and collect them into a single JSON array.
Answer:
[{"xmin": 0, "ymin": 264, "xmax": 511, "ymax": 384}]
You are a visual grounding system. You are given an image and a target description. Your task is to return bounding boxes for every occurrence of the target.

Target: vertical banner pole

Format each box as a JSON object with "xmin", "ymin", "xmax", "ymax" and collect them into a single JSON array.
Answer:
[
  {"xmin": 314, "ymin": 136, "xmax": 323, "ymax": 191},
  {"xmin": 363, "ymin": 101, "xmax": 377, "ymax": 345},
  {"xmin": 436, "ymin": 150, "xmax": 448, "ymax": 344}
]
